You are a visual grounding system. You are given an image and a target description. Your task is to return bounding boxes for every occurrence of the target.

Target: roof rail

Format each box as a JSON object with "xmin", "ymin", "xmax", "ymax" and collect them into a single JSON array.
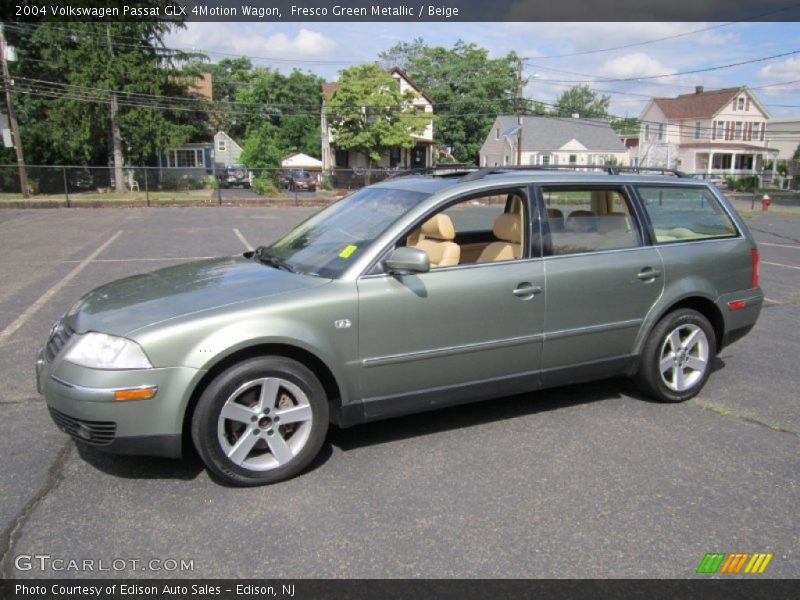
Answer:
[
  {"xmin": 458, "ymin": 164, "xmax": 689, "ymax": 182},
  {"xmin": 387, "ymin": 164, "xmax": 476, "ymax": 179}
]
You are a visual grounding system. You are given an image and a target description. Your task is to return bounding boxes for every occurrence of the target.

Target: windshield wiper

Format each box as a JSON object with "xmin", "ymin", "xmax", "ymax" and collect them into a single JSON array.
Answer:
[{"xmin": 252, "ymin": 246, "xmax": 298, "ymax": 273}]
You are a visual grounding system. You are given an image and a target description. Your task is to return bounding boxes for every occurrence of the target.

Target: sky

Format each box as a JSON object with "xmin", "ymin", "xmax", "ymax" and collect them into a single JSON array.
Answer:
[{"xmin": 165, "ymin": 21, "xmax": 800, "ymax": 119}]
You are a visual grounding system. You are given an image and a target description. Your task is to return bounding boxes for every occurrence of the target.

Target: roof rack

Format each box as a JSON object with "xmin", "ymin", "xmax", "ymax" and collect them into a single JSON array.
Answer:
[
  {"xmin": 459, "ymin": 164, "xmax": 689, "ymax": 182},
  {"xmin": 386, "ymin": 164, "xmax": 476, "ymax": 180}
]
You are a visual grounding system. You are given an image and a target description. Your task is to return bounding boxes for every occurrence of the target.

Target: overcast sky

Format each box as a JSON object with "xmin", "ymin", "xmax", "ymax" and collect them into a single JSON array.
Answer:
[{"xmin": 166, "ymin": 22, "xmax": 800, "ymax": 118}]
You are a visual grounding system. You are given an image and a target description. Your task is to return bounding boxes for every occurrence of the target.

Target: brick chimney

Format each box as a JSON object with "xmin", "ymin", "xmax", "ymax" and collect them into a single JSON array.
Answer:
[{"xmin": 695, "ymin": 85, "xmax": 704, "ymax": 95}]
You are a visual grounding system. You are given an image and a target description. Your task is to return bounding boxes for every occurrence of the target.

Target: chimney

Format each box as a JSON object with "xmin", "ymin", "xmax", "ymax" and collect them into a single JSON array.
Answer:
[
  {"xmin": 695, "ymin": 85, "xmax": 704, "ymax": 95},
  {"xmin": 571, "ymin": 113, "xmax": 580, "ymax": 119}
]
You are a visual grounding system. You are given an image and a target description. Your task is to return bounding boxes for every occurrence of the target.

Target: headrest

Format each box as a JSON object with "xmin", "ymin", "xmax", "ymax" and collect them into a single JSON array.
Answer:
[
  {"xmin": 547, "ymin": 208, "xmax": 564, "ymax": 219},
  {"xmin": 493, "ymin": 213, "xmax": 522, "ymax": 243},
  {"xmin": 420, "ymin": 214, "xmax": 455, "ymax": 241}
]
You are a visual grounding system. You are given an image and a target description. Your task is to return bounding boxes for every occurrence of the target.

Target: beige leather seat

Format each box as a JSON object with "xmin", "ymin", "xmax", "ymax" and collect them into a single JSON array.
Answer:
[
  {"xmin": 478, "ymin": 213, "xmax": 522, "ymax": 262},
  {"xmin": 566, "ymin": 210, "xmax": 597, "ymax": 233},
  {"xmin": 414, "ymin": 214, "xmax": 460, "ymax": 268},
  {"xmin": 547, "ymin": 208, "xmax": 565, "ymax": 232}
]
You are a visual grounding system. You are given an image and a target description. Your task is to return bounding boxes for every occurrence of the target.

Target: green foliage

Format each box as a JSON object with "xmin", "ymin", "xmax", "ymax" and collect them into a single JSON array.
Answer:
[
  {"xmin": 240, "ymin": 122, "xmax": 283, "ymax": 169},
  {"xmin": 326, "ymin": 64, "xmax": 428, "ymax": 166},
  {"xmin": 8, "ymin": 17, "xmax": 206, "ymax": 166},
  {"xmin": 611, "ymin": 117, "xmax": 641, "ymax": 135},
  {"xmin": 726, "ymin": 176, "xmax": 759, "ymax": 192},
  {"xmin": 379, "ymin": 39, "xmax": 518, "ymax": 163},
  {"xmin": 251, "ymin": 175, "xmax": 279, "ymax": 196},
  {"xmin": 233, "ymin": 67, "xmax": 323, "ymax": 158},
  {"xmin": 554, "ymin": 85, "xmax": 611, "ymax": 118}
]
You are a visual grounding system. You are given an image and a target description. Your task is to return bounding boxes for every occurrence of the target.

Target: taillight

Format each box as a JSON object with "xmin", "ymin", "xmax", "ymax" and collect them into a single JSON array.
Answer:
[{"xmin": 751, "ymin": 248, "xmax": 759, "ymax": 289}]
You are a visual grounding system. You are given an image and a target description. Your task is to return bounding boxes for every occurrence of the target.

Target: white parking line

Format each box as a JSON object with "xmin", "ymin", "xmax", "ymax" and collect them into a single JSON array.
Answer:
[
  {"xmin": 760, "ymin": 242, "xmax": 800, "ymax": 250},
  {"xmin": 762, "ymin": 261, "xmax": 800, "ymax": 271},
  {"xmin": 232, "ymin": 228, "xmax": 254, "ymax": 251},
  {"xmin": 0, "ymin": 231, "xmax": 123, "ymax": 343}
]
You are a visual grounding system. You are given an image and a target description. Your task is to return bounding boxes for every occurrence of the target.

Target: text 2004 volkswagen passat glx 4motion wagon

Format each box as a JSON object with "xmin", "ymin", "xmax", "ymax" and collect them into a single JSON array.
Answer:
[{"xmin": 38, "ymin": 167, "xmax": 763, "ymax": 486}]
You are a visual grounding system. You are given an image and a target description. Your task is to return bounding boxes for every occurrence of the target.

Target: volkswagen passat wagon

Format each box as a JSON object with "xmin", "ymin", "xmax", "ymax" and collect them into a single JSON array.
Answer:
[{"xmin": 38, "ymin": 167, "xmax": 763, "ymax": 486}]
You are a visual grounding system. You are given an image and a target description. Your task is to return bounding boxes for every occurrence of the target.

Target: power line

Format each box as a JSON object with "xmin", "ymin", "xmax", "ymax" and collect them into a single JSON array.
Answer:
[{"xmin": 528, "ymin": 49, "xmax": 800, "ymax": 84}]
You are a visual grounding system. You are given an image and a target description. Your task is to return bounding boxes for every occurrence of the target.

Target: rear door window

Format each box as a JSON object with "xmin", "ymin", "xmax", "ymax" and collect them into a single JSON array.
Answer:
[
  {"xmin": 542, "ymin": 187, "xmax": 640, "ymax": 255},
  {"xmin": 637, "ymin": 186, "xmax": 738, "ymax": 243}
]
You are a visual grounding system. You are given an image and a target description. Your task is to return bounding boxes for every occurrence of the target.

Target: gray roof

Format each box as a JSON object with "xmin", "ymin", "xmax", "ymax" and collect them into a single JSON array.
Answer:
[{"xmin": 494, "ymin": 116, "xmax": 626, "ymax": 152}]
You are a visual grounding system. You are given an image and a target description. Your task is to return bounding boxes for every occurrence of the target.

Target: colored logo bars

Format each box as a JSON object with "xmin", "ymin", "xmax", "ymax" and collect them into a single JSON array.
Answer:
[{"xmin": 696, "ymin": 552, "xmax": 773, "ymax": 574}]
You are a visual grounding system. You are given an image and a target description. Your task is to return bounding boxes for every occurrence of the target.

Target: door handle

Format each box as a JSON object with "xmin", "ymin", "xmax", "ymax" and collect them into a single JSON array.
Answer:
[
  {"xmin": 512, "ymin": 283, "xmax": 543, "ymax": 298},
  {"xmin": 637, "ymin": 268, "xmax": 661, "ymax": 281}
]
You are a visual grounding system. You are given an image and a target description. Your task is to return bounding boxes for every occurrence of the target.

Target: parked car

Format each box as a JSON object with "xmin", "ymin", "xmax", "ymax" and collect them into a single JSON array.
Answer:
[
  {"xmin": 218, "ymin": 164, "xmax": 251, "ymax": 189},
  {"xmin": 279, "ymin": 169, "xmax": 316, "ymax": 192},
  {"xmin": 37, "ymin": 167, "xmax": 763, "ymax": 486}
]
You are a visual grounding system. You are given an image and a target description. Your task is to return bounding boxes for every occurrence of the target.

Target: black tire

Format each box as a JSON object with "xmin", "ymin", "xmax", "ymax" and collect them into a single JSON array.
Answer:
[
  {"xmin": 635, "ymin": 308, "xmax": 716, "ymax": 403},
  {"xmin": 191, "ymin": 356, "xmax": 329, "ymax": 486}
]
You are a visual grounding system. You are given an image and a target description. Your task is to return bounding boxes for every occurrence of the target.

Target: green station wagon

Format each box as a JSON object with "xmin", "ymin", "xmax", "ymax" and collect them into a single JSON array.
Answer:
[{"xmin": 37, "ymin": 167, "xmax": 763, "ymax": 486}]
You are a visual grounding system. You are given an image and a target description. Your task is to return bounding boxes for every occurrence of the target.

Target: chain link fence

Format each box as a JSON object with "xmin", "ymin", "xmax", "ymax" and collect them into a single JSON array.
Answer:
[{"xmin": 0, "ymin": 164, "xmax": 472, "ymax": 207}]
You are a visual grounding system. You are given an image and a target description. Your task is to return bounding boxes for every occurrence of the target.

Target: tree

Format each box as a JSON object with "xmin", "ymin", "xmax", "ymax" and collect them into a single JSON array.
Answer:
[
  {"xmin": 205, "ymin": 57, "xmax": 254, "ymax": 138},
  {"xmin": 6, "ymin": 17, "xmax": 205, "ymax": 189},
  {"xmin": 611, "ymin": 117, "xmax": 641, "ymax": 136},
  {"xmin": 554, "ymin": 84, "xmax": 610, "ymax": 118},
  {"xmin": 223, "ymin": 67, "xmax": 323, "ymax": 161},
  {"xmin": 379, "ymin": 40, "xmax": 518, "ymax": 164},
  {"xmin": 325, "ymin": 64, "xmax": 427, "ymax": 176}
]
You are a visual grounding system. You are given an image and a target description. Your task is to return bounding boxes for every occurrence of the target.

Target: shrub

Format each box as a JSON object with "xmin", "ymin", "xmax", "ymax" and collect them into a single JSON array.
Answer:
[{"xmin": 252, "ymin": 175, "xmax": 279, "ymax": 196}]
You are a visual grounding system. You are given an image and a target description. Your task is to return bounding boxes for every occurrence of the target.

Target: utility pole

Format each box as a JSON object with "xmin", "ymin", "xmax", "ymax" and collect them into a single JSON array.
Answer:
[
  {"xmin": 515, "ymin": 57, "xmax": 525, "ymax": 166},
  {"xmin": 106, "ymin": 24, "xmax": 124, "ymax": 194},
  {"xmin": 0, "ymin": 24, "xmax": 30, "ymax": 199}
]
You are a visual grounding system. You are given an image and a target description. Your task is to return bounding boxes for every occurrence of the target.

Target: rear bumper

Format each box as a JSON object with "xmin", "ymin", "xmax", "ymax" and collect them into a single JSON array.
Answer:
[{"xmin": 718, "ymin": 288, "xmax": 764, "ymax": 350}]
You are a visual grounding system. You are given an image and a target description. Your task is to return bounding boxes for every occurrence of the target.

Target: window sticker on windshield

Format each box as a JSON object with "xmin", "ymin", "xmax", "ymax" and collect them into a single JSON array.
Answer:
[{"xmin": 338, "ymin": 245, "xmax": 358, "ymax": 259}]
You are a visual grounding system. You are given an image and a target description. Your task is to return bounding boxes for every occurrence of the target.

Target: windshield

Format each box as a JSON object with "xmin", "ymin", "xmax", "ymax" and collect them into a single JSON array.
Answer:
[{"xmin": 263, "ymin": 186, "xmax": 429, "ymax": 278}]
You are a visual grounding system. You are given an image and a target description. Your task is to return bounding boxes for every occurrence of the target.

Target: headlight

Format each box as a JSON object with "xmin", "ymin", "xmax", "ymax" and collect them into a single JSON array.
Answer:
[{"xmin": 64, "ymin": 332, "xmax": 153, "ymax": 370}]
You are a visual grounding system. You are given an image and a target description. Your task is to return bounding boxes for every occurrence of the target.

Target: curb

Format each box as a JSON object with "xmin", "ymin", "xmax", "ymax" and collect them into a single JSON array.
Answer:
[{"xmin": 0, "ymin": 198, "xmax": 336, "ymax": 209}]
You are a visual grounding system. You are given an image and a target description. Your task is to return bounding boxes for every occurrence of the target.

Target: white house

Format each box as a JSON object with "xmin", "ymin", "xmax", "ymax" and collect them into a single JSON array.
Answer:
[
  {"xmin": 479, "ymin": 116, "xmax": 629, "ymax": 168},
  {"xmin": 320, "ymin": 68, "xmax": 435, "ymax": 171},
  {"xmin": 638, "ymin": 86, "xmax": 776, "ymax": 177},
  {"xmin": 766, "ymin": 118, "xmax": 800, "ymax": 162}
]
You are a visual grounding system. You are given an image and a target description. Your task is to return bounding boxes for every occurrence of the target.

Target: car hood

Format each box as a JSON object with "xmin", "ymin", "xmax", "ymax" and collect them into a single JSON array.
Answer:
[{"xmin": 66, "ymin": 256, "xmax": 329, "ymax": 337}]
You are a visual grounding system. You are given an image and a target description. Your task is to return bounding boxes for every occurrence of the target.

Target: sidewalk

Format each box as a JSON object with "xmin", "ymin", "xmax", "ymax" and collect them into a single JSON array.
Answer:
[{"xmin": 726, "ymin": 191, "xmax": 800, "ymax": 216}]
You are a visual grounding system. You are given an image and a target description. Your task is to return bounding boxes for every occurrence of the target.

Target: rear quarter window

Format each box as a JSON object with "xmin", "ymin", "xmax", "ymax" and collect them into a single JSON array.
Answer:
[{"xmin": 637, "ymin": 186, "xmax": 739, "ymax": 243}]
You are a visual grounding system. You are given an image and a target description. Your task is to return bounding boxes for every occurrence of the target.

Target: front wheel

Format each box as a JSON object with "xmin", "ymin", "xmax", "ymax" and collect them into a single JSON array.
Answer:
[
  {"xmin": 191, "ymin": 356, "xmax": 329, "ymax": 486},
  {"xmin": 635, "ymin": 309, "xmax": 716, "ymax": 403}
]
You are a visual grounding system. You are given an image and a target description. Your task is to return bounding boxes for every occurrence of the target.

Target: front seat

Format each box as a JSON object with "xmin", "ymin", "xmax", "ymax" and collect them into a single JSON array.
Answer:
[
  {"xmin": 414, "ymin": 214, "xmax": 460, "ymax": 268},
  {"xmin": 478, "ymin": 213, "xmax": 522, "ymax": 262}
]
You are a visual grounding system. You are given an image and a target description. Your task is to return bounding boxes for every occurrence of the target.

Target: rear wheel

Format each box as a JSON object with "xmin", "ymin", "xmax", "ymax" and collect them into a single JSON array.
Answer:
[
  {"xmin": 191, "ymin": 356, "xmax": 328, "ymax": 486},
  {"xmin": 636, "ymin": 309, "xmax": 716, "ymax": 403}
]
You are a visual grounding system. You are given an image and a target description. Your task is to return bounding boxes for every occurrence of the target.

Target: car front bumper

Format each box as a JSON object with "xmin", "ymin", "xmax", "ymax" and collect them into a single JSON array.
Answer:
[{"xmin": 37, "ymin": 349, "xmax": 203, "ymax": 458}]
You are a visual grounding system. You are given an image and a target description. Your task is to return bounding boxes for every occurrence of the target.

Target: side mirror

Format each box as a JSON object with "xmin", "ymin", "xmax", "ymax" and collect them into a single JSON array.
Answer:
[{"xmin": 384, "ymin": 247, "xmax": 430, "ymax": 275}]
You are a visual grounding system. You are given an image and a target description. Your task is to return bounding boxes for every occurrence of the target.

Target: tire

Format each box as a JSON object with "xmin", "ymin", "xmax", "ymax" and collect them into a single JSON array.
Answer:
[
  {"xmin": 191, "ymin": 356, "xmax": 329, "ymax": 486},
  {"xmin": 635, "ymin": 309, "xmax": 716, "ymax": 403}
]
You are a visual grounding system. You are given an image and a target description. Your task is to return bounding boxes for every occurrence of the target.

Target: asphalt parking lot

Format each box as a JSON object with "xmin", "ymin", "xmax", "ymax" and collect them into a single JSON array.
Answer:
[{"xmin": 0, "ymin": 206, "xmax": 797, "ymax": 579}]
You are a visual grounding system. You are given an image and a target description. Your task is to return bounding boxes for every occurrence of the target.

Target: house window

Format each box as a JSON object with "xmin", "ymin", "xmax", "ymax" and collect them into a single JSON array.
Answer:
[
  {"xmin": 715, "ymin": 121, "xmax": 724, "ymax": 140},
  {"xmin": 389, "ymin": 147, "xmax": 401, "ymax": 167},
  {"xmin": 496, "ymin": 128, "xmax": 500, "ymax": 140},
  {"xmin": 644, "ymin": 124, "xmax": 650, "ymax": 141},
  {"xmin": 738, "ymin": 97, "xmax": 745, "ymax": 110},
  {"xmin": 217, "ymin": 139, "xmax": 226, "ymax": 152},
  {"xmin": 734, "ymin": 122, "xmax": 743, "ymax": 140},
  {"xmin": 694, "ymin": 122, "xmax": 701, "ymax": 140},
  {"xmin": 334, "ymin": 149, "xmax": 349, "ymax": 168},
  {"xmin": 658, "ymin": 123, "xmax": 664, "ymax": 141},
  {"xmin": 569, "ymin": 154, "xmax": 577, "ymax": 165},
  {"xmin": 175, "ymin": 149, "xmax": 200, "ymax": 168},
  {"xmin": 541, "ymin": 155, "xmax": 550, "ymax": 166},
  {"xmin": 712, "ymin": 154, "xmax": 732, "ymax": 170},
  {"xmin": 752, "ymin": 123, "xmax": 761, "ymax": 141}
]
